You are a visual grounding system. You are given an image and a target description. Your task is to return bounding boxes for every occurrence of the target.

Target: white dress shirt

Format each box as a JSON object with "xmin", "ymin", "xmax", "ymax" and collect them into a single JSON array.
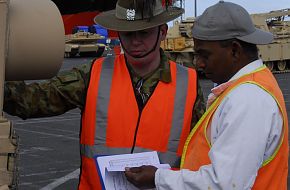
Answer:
[{"xmin": 155, "ymin": 59, "xmax": 283, "ymax": 190}]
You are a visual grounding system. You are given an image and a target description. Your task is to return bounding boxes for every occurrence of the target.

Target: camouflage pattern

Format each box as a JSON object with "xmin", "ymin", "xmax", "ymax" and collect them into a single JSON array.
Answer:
[
  {"xmin": 191, "ymin": 81, "xmax": 205, "ymax": 129},
  {"xmin": 4, "ymin": 50, "xmax": 205, "ymax": 128},
  {"xmin": 4, "ymin": 63, "xmax": 91, "ymax": 119}
]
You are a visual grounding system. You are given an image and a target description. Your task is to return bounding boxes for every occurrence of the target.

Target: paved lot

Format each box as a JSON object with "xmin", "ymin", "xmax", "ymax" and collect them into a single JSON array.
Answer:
[{"xmin": 5, "ymin": 57, "xmax": 290, "ymax": 190}]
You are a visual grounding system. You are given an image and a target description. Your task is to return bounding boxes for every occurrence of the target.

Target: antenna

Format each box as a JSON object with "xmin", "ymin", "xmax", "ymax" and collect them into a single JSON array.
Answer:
[{"xmin": 194, "ymin": 0, "xmax": 197, "ymax": 17}]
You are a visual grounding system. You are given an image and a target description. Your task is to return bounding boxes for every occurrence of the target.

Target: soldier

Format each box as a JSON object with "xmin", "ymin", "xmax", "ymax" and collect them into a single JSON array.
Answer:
[
  {"xmin": 124, "ymin": 1, "xmax": 289, "ymax": 190},
  {"xmin": 4, "ymin": 0, "xmax": 205, "ymax": 189}
]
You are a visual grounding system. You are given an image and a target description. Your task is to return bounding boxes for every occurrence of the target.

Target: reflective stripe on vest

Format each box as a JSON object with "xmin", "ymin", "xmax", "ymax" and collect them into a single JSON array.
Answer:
[
  {"xmin": 95, "ymin": 56, "xmax": 115, "ymax": 146},
  {"xmin": 80, "ymin": 144, "xmax": 180, "ymax": 167}
]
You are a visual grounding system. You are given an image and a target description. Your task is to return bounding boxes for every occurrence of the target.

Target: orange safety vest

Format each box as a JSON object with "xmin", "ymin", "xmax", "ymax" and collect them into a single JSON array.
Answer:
[
  {"xmin": 181, "ymin": 66, "xmax": 288, "ymax": 189},
  {"xmin": 79, "ymin": 55, "xmax": 198, "ymax": 190}
]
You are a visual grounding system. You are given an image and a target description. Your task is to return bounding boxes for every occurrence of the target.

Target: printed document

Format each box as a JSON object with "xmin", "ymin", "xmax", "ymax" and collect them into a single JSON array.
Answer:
[{"xmin": 95, "ymin": 151, "xmax": 170, "ymax": 190}]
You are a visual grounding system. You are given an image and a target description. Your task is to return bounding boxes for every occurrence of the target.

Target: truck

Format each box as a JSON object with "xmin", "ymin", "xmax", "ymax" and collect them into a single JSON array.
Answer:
[{"xmin": 161, "ymin": 9, "xmax": 290, "ymax": 73}]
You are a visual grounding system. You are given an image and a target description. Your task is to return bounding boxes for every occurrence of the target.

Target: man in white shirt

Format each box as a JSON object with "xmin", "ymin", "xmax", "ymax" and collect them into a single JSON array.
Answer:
[{"xmin": 124, "ymin": 1, "xmax": 289, "ymax": 189}]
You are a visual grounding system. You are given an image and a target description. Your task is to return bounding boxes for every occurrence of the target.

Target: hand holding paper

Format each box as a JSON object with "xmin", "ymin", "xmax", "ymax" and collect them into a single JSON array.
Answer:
[
  {"xmin": 95, "ymin": 151, "xmax": 170, "ymax": 190},
  {"xmin": 124, "ymin": 165, "xmax": 158, "ymax": 189}
]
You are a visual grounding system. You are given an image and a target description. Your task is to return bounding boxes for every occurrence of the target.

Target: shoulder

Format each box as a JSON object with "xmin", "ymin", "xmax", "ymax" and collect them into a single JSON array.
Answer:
[
  {"xmin": 211, "ymin": 83, "xmax": 282, "ymax": 146},
  {"xmin": 219, "ymin": 83, "xmax": 279, "ymax": 116},
  {"xmin": 228, "ymin": 83, "xmax": 277, "ymax": 105},
  {"xmin": 56, "ymin": 60, "xmax": 96, "ymax": 84}
]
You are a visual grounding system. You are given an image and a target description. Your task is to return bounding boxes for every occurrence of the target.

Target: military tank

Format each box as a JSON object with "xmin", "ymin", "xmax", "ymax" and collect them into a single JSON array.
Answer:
[
  {"xmin": 64, "ymin": 31, "xmax": 106, "ymax": 58},
  {"xmin": 252, "ymin": 9, "xmax": 290, "ymax": 72},
  {"xmin": 160, "ymin": 17, "xmax": 195, "ymax": 68},
  {"xmin": 162, "ymin": 9, "xmax": 290, "ymax": 73}
]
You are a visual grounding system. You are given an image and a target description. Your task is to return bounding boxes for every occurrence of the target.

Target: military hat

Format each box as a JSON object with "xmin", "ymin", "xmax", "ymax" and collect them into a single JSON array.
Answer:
[{"xmin": 94, "ymin": 0, "xmax": 184, "ymax": 31}]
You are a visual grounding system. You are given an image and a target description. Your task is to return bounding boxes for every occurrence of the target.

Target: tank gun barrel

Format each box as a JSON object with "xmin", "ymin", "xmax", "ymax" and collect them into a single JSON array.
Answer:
[{"xmin": 251, "ymin": 8, "xmax": 290, "ymax": 20}]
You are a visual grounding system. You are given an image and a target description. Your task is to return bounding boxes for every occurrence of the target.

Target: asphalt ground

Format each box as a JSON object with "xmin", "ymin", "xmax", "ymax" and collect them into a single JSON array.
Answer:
[{"xmin": 5, "ymin": 57, "xmax": 290, "ymax": 190}]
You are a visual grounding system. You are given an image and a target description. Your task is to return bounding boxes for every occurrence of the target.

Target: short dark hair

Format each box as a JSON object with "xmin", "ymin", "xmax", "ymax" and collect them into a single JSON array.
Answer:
[{"xmin": 219, "ymin": 39, "xmax": 259, "ymax": 60}]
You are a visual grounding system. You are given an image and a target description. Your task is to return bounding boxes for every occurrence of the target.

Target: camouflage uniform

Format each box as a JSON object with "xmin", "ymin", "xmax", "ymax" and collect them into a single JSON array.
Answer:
[{"xmin": 4, "ymin": 50, "xmax": 205, "ymax": 129}]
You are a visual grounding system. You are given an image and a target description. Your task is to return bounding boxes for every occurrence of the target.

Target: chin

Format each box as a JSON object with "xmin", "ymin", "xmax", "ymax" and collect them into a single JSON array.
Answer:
[
  {"xmin": 128, "ymin": 57, "xmax": 146, "ymax": 66},
  {"xmin": 128, "ymin": 53, "xmax": 148, "ymax": 62}
]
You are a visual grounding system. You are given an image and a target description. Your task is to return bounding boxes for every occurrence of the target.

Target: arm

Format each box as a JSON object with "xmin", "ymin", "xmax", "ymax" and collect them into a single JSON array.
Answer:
[{"xmin": 3, "ymin": 63, "xmax": 92, "ymax": 119}]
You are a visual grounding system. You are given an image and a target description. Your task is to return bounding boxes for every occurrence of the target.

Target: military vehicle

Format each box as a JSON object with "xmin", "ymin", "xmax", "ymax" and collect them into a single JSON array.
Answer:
[
  {"xmin": 162, "ymin": 9, "xmax": 290, "ymax": 73},
  {"xmin": 64, "ymin": 31, "xmax": 106, "ymax": 58},
  {"xmin": 160, "ymin": 18, "xmax": 194, "ymax": 68},
  {"xmin": 0, "ymin": 0, "xmax": 64, "ymax": 189},
  {"xmin": 160, "ymin": 18, "xmax": 195, "ymax": 68},
  {"xmin": 252, "ymin": 9, "xmax": 290, "ymax": 72}
]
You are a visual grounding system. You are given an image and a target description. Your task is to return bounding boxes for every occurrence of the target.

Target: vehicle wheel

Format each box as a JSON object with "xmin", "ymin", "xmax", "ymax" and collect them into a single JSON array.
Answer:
[
  {"xmin": 64, "ymin": 52, "xmax": 70, "ymax": 58},
  {"xmin": 265, "ymin": 62, "xmax": 274, "ymax": 71},
  {"xmin": 277, "ymin": 61, "xmax": 287, "ymax": 71},
  {"xmin": 79, "ymin": 52, "xmax": 94, "ymax": 57},
  {"xmin": 69, "ymin": 52, "xmax": 77, "ymax": 58}
]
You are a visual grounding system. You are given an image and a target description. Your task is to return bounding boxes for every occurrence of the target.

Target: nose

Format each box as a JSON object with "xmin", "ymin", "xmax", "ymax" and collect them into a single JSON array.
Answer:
[{"xmin": 131, "ymin": 32, "xmax": 143, "ymax": 45}]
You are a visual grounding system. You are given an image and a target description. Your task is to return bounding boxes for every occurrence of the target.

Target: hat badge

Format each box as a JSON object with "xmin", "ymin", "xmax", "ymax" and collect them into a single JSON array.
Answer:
[{"xmin": 126, "ymin": 9, "xmax": 136, "ymax": 20}]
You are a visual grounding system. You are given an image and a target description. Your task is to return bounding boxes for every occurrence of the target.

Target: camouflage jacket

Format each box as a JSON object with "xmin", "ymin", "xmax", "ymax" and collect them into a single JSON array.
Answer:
[{"xmin": 4, "ymin": 52, "xmax": 205, "ymax": 129}]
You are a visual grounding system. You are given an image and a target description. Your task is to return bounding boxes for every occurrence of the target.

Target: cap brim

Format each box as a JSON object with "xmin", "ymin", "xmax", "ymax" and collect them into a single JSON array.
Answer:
[
  {"xmin": 94, "ymin": 7, "xmax": 184, "ymax": 31},
  {"xmin": 237, "ymin": 28, "xmax": 273, "ymax": 45}
]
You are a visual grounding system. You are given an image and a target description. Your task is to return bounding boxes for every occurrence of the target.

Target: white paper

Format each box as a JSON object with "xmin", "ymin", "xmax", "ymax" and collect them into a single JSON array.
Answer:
[
  {"xmin": 107, "ymin": 163, "xmax": 171, "ymax": 172},
  {"xmin": 105, "ymin": 169, "xmax": 139, "ymax": 190},
  {"xmin": 96, "ymin": 151, "xmax": 169, "ymax": 190}
]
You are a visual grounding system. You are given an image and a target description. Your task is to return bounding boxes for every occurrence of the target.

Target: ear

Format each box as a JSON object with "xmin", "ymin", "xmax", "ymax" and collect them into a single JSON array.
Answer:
[
  {"xmin": 160, "ymin": 24, "xmax": 168, "ymax": 41},
  {"xmin": 231, "ymin": 40, "xmax": 242, "ymax": 61}
]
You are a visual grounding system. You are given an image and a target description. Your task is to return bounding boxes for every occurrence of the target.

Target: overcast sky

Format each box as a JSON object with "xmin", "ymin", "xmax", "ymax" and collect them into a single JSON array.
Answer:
[{"xmin": 184, "ymin": 0, "xmax": 290, "ymax": 17}]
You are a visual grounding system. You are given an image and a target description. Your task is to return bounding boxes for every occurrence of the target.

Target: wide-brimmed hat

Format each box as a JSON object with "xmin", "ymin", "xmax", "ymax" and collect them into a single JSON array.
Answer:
[
  {"xmin": 94, "ymin": 0, "xmax": 184, "ymax": 31},
  {"xmin": 192, "ymin": 1, "xmax": 273, "ymax": 45}
]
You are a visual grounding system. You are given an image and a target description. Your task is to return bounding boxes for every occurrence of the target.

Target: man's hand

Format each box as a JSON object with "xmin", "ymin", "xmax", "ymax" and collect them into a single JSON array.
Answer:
[{"xmin": 124, "ymin": 165, "xmax": 157, "ymax": 189}]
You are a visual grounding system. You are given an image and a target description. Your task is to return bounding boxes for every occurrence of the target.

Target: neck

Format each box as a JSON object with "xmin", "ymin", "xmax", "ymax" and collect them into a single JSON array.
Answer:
[
  {"xmin": 237, "ymin": 57, "xmax": 255, "ymax": 72},
  {"xmin": 219, "ymin": 57, "xmax": 253, "ymax": 85}
]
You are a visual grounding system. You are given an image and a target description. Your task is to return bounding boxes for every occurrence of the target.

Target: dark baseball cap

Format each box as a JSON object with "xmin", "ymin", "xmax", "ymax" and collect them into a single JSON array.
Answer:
[{"xmin": 192, "ymin": 1, "xmax": 273, "ymax": 44}]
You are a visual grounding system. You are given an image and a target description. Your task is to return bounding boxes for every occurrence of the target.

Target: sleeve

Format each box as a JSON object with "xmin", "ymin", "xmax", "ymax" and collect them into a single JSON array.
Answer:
[
  {"xmin": 3, "ymin": 62, "xmax": 93, "ymax": 119},
  {"xmin": 190, "ymin": 79, "xmax": 206, "ymax": 130},
  {"xmin": 155, "ymin": 84, "xmax": 283, "ymax": 190}
]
